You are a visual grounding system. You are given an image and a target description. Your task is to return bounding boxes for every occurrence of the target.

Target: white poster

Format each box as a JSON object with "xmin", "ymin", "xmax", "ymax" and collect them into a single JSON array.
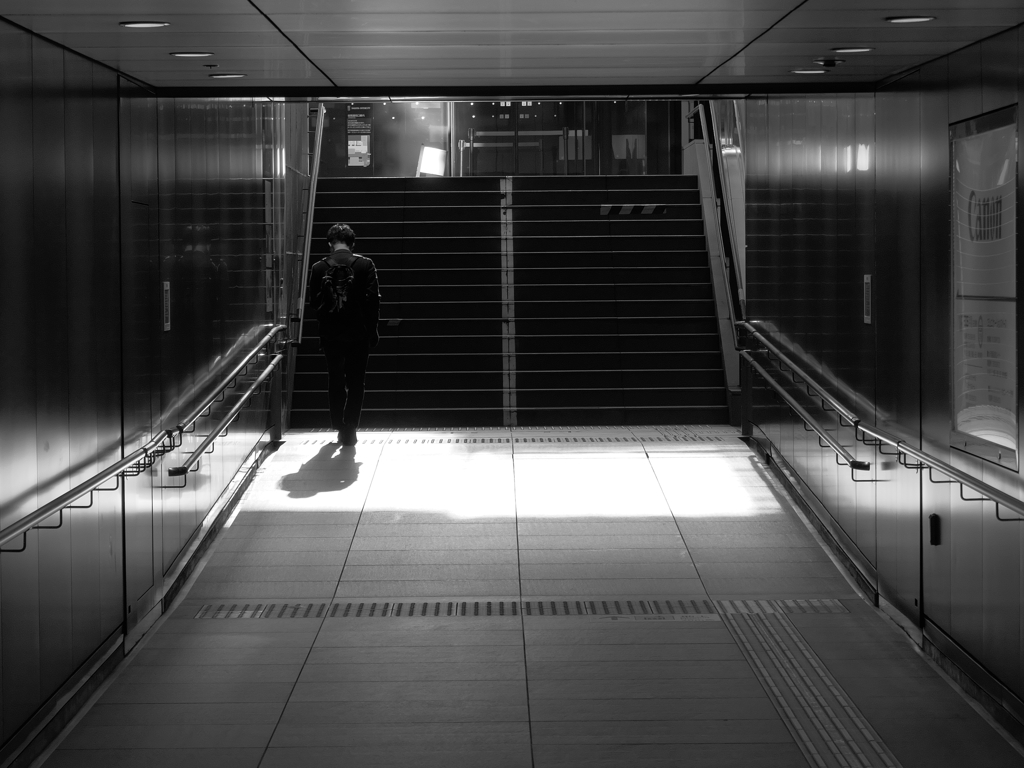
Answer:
[{"xmin": 951, "ymin": 112, "xmax": 1018, "ymax": 452}]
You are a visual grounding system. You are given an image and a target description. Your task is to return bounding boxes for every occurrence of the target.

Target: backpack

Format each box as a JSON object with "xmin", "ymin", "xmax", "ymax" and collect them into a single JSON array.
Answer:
[{"xmin": 315, "ymin": 257, "xmax": 356, "ymax": 316}]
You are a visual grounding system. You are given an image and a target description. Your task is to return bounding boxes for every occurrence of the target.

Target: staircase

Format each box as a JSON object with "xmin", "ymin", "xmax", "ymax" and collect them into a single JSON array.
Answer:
[{"xmin": 290, "ymin": 175, "xmax": 728, "ymax": 428}]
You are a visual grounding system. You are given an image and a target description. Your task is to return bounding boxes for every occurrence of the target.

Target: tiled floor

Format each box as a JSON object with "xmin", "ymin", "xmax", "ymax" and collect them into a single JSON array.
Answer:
[{"xmin": 44, "ymin": 426, "xmax": 1024, "ymax": 767}]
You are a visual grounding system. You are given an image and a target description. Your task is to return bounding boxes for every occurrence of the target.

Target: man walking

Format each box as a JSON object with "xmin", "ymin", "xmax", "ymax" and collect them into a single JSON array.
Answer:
[{"xmin": 309, "ymin": 223, "xmax": 380, "ymax": 446}]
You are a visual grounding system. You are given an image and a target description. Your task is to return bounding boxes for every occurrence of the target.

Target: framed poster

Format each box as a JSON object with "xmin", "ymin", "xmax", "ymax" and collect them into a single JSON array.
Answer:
[{"xmin": 950, "ymin": 106, "xmax": 1018, "ymax": 469}]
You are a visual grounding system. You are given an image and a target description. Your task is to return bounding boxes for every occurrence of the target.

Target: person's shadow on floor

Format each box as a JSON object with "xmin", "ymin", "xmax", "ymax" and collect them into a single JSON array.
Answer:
[{"xmin": 278, "ymin": 444, "xmax": 361, "ymax": 498}]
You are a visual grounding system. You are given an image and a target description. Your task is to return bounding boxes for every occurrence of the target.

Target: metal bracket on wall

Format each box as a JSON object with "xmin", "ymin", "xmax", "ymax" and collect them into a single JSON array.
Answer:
[
  {"xmin": 995, "ymin": 505, "xmax": 1024, "ymax": 522},
  {"xmin": 743, "ymin": 325, "xmax": 1024, "ymax": 521}
]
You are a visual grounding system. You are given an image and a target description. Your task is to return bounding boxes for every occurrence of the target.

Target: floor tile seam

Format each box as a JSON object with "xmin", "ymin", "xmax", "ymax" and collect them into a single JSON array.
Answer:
[
  {"xmin": 253, "ymin": 429, "xmax": 393, "ymax": 768},
  {"xmin": 740, "ymin": 613, "xmax": 865, "ymax": 768},
  {"xmin": 638, "ymin": 443, "xmax": 713, "ymax": 602},
  {"xmin": 720, "ymin": 613, "xmax": 828, "ymax": 768},
  {"xmin": 509, "ymin": 446, "xmax": 538, "ymax": 768}
]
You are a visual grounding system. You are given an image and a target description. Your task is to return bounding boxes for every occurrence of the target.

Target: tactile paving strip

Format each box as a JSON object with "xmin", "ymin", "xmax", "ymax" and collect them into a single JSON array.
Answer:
[
  {"xmin": 193, "ymin": 598, "xmax": 719, "ymax": 620},
  {"xmin": 718, "ymin": 601, "xmax": 901, "ymax": 768},
  {"xmin": 718, "ymin": 599, "xmax": 849, "ymax": 615},
  {"xmin": 292, "ymin": 428, "xmax": 734, "ymax": 446},
  {"xmin": 193, "ymin": 598, "xmax": 844, "ymax": 620}
]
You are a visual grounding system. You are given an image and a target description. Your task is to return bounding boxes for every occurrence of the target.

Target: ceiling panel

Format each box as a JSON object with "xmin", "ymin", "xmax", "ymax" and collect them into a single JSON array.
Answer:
[
  {"xmin": 0, "ymin": 0, "xmax": 1020, "ymax": 90},
  {"xmin": 290, "ymin": 30, "xmax": 759, "ymax": 46},
  {"xmin": 779, "ymin": 9, "xmax": 1024, "ymax": 27},
  {"xmin": 256, "ymin": 0, "xmax": 797, "ymax": 12},
  {"xmin": 269, "ymin": 11, "xmax": 788, "ymax": 32},
  {"xmin": 0, "ymin": 0, "xmax": 256, "ymax": 12},
  {"xmin": 4, "ymin": 13, "xmax": 285, "ymax": 34}
]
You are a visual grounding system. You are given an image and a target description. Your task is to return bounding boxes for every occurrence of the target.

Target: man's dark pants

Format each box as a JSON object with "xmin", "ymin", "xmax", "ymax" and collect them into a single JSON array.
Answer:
[{"xmin": 320, "ymin": 336, "xmax": 370, "ymax": 431}]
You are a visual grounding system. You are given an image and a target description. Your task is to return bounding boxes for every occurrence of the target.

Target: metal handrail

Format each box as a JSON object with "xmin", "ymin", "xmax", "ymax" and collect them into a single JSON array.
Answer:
[
  {"xmin": 169, "ymin": 353, "xmax": 284, "ymax": 477},
  {"xmin": 689, "ymin": 102, "xmax": 745, "ymax": 320},
  {"xmin": 1, "ymin": 325, "xmax": 289, "ymax": 553},
  {"xmin": 686, "ymin": 103, "xmax": 740, "ymax": 402},
  {"xmin": 857, "ymin": 422, "xmax": 1024, "ymax": 521},
  {"xmin": 742, "ymin": 351, "xmax": 869, "ymax": 472},
  {"xmin": 0, "ymin": 430, "xmax": 173, "ymax": 551},
  {"xmin": 742, "ymin": 326, "xmax": 1024, "ymax": 521},
  {"xmin": 738, "ymin": 321, "xmax": 858, "ymax": 426},
  {"xmin": 701, "ymin": 101, "xmax": 745, "ymax": 311},
  {"xmin": 176, "ymin": 324, "xmax": 286, "ymax": 435},
  {"xmin": 296, "ymin": 103, "xmax": 327, "ymax": 345}
]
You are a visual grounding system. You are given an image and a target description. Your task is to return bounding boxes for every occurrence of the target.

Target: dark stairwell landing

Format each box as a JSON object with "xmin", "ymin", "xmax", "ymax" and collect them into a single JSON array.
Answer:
[{"xmin": 291, "ymin": 176, "xmax": 728, "ymax": 429}]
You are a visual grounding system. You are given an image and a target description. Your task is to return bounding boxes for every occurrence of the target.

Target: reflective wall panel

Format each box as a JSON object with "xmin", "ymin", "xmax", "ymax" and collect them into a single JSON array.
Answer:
[
  {"xmin": 0, "ymin": 22, "xmax": 124, "ymax": 747},
  {"xmin": 742, "ymin": 24, "xmax": 1024, "ymax": 705},
  {"xmin": 0, "ymin": 16, "xmax": 304, "ymax": 754}
]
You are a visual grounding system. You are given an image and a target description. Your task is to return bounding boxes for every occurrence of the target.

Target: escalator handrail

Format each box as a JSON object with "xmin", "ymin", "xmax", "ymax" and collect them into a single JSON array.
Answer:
[
  {"xmin": 176, "ymin": 324, "xmax": 286, "ymax": 434},
  {"xmin": 168, "ymin": 353, "xmax": 284, "ymax": 477}
]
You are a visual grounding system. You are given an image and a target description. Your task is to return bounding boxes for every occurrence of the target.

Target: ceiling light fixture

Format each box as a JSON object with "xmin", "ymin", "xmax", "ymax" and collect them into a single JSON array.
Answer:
[
  {"xmin": 209, "ymin": 73, "xmax": 246, "ymax": 79},
  {"xmin": 814, "ymin": 58, "xmax": 845, "ymax": 67},
  {"xmin": 831, "ymin": 47, "xmax": 873, "ymax": 53},
  {"xmin": 791, "ymin": 69, "xmax": 827, "ymax": 74},
  {"xmin": 119, "ymin": 21, "xmax": 169, "ymax": 28},
  {"xmin": 171, "ymin": 52, "xmax": 213, "ymax": 57},
  {"xmin": 886, "ymin": 16, "xmax": 936, "ymax": 23}
]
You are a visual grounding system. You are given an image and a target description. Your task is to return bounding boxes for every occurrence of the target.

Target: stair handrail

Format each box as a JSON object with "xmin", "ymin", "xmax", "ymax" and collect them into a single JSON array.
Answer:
[
  {"xmin": 0, "ymin": 324, "xmax": 288, "ymax": 553},
  {"xmin": 687, "ymin": 103, "xmax": 741, "ymax": 403},
  {"xmin": 741, "ymin": 322, "xmax": 1024, "ymax": 522},
  {"xmin": 741, "ymin": 350, "xmax": 869, "ymax": 474},
  {"xmin": 176, "ymin": 324, "xmax": 286, "ymax": 435},
  {"xmin": 0, "ymin": 430, "xmax": 174, "ymax": 552},
  {"xmin": 702, "ymin": 101, "xmax": 746, "ymax": 313},
  {"xmin": 169, "ymin": 353, "xmax": 285, "ymax": 478},
  {"xmin": 296, "ymin": 103, "xmax": 327, "ymax": 345},
  {"xmin": 738, "ymin": 321, "xmax": 858, "ymax": 427}
]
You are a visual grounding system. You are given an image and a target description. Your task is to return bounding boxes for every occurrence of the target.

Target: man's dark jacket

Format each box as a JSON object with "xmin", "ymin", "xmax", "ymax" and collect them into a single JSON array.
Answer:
[{"xmin": 309, "ymin": 252, "xmax": 381, "ymax": 345}]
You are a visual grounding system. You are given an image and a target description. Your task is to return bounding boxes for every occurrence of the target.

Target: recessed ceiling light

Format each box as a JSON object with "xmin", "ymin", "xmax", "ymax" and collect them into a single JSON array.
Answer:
[
  {"xmin": 832, "ymin": 47, "xmax": 873, "ymax": 53},
  {"xmin": 119, "ymin": 21, "xmax": 169, "ymax": 28},
  {"xmin": 813, "ymin": 58, "xmax": 845, "ymax": 66},
  {"xmin": 209, "ymin": 73, "xmax": 246, "ymax": 79},
  {"xmin": 886, "ymin": 16, "xmax": 936, "ymax": 23},
  {"xmin": 171, "ymin": 52, "xmax": 213, "ymax": 57},
  {"xmin": 791, "ymin": 69, "xmax": 827, "ymax": 74}
]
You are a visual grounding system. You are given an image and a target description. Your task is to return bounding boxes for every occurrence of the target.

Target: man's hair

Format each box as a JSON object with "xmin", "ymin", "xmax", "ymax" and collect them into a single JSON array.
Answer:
[{"xmin": 326, "ymin": 223, "xmax": 356, "ymax": 248}]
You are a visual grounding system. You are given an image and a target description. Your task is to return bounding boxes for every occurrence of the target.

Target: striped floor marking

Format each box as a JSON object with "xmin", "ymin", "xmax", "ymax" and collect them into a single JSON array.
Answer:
[{"xmin": 718, "ymin": 601, "xmax": 900, "ymax": 768}]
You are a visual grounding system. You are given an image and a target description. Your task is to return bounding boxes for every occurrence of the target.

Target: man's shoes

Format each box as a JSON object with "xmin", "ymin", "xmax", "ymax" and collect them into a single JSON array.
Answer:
[{"xmin": 341, "ymin": 426, "xmax": 358, "ymax": 446}]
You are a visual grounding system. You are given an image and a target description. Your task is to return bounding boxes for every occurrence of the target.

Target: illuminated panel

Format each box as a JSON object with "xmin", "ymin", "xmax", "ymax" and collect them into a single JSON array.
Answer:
[{"xmin": 950, "ymin": 105, "xmax": 1018, "ymax": 468}]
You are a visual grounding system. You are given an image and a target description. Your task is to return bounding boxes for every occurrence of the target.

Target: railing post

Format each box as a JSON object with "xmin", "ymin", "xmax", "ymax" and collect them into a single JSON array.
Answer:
[
  {"xmin": 269, "ymin": 361, "xmax": 283, "ymax": 442},
  {"xmin": 740, "ymin": 352, "xmax": 753, "ymax": 438}
]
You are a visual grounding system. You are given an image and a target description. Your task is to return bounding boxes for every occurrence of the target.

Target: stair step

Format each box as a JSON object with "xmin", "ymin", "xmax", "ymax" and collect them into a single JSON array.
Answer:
[{"xmin": 297, "ymin": 176, "xmax": 727, "ymax": 428}]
